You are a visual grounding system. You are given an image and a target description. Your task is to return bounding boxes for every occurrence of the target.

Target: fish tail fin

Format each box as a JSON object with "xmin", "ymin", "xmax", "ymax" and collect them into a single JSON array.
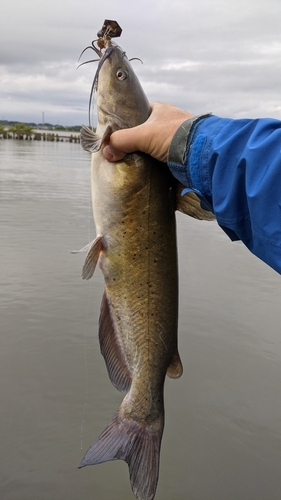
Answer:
[{"xmin": 79, "ymin": 404, "xmax": 164, "ymax": 500}]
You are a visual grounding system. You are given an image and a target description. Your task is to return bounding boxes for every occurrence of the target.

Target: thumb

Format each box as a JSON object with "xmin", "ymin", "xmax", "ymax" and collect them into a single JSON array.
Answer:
[{"xmin": 103, "ymin": 127, "xmax": 141, "ymax": 162}]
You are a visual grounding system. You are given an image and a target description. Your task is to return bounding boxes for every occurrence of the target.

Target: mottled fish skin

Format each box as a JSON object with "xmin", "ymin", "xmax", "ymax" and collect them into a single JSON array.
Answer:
[{"xmin": 78, "ymin": 39, "xmax": 188, "ymax": 500}]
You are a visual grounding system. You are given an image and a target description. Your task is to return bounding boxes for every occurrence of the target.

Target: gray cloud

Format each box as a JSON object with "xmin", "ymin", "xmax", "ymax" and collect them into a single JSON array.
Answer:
[{"xmin": 1, "ymin": 0, "xmax": 281, "ymax": 124}]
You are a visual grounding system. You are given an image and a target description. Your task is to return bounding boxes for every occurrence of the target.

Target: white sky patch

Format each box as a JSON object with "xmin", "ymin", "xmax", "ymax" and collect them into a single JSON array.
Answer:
[
  {"xmin": 162, "ymin": 61, "xmax": 201, "ymax": 71},
  {"xmin": 254, "ymin": 41, "xmax": 281, "ymax": 55},
  {"xmin": 1, "ymin": 65, "xmax": 88, "ymax": 97},
  {"xmin": 0, "ymin": 0, "xmax": 281, "ymax": 124}
]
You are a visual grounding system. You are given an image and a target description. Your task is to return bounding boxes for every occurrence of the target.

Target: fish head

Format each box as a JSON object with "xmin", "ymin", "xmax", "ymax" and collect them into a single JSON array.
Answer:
[{"xmin": 95, "ymin": 41, "xmax": 150, "ymax": 131}]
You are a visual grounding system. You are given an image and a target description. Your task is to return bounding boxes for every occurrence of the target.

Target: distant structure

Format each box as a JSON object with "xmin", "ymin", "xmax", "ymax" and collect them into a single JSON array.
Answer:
[{"xmin": 42, "ymin": 112, "xmax": 45, "ymax": 126}]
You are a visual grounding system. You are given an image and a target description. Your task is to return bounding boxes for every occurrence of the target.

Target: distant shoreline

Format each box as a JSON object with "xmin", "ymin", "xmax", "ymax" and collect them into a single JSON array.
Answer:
[
  {"xmin": 0, "ymin": 119, "xmax": 81, "ymax": 133},
  {"xmin": 0, "ymin": 121, "xmax": 81, "ymax": 143},
  {"xmin": 0, "ymin": 130, "xmax": 80, "ymax": 143}
]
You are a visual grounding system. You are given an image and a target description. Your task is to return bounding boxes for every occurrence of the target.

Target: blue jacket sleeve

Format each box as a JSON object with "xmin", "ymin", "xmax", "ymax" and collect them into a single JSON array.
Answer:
[{"xmin": 167, "ymin": 115, "xmax": 281, "ymax": 274}]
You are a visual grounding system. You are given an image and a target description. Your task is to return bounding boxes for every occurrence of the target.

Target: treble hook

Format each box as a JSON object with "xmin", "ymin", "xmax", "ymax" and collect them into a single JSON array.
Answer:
[{"xmin": 78, "ymin": 40, "xmax": 103, "ymax": 61}]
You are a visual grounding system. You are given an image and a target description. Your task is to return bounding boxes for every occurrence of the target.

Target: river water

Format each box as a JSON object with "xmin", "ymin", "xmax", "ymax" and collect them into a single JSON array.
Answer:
[{"xmin": 1, "ymin": 138, "xmax": 281, "ymax": 499}]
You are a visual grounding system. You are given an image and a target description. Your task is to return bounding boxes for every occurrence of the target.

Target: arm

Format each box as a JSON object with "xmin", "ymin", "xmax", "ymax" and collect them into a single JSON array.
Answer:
[
  {"xmin": 103, "ymin": 103, "xmax": 281, "ymax": 274},
  {"xmin": 168, "ymin": 114, "xmax": 281, "ymax": 274}
]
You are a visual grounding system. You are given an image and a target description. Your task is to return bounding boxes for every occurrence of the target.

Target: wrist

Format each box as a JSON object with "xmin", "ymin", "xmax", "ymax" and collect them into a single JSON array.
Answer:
[
  {"xmin": 167, "ymin": 113, "xmax": 214, "ymax": 213},
  {"xmin": 168, "ymin": 114, "xmax": 211, "ymax": 168}
]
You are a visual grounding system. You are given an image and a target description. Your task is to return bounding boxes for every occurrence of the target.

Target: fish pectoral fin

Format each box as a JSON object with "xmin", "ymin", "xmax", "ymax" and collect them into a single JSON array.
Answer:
[
  {"xmin": 79, "ymin": 236, "xmax": 104, "ymax": 280},
  {"xmin": 80, "ymin": 124, "xmax": 113, "ymax": 153},
  {"xmin": 99, "ymin": 292, "xmax": 132, "ymax": 392},
  {"xmin": 167, "ymin": 349, "xmax": 183, "ymax": 379},
  {"xmin": 80, "ymin": 125, "xmax": 101, "ymax": 152},
  {"xmin": 79, "ymin": 402, "xmax": 163, "ymax": 500}
]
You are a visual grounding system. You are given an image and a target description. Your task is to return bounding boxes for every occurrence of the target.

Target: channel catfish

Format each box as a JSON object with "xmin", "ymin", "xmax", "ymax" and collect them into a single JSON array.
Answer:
[{"xmin": 77, "ymin": 38, "xmax": 213, "ymax": 500}]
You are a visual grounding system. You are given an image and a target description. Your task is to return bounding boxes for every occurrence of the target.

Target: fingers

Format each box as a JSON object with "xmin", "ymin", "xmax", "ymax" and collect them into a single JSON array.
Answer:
[
  {"xmin": 102, "ymin": 103, "xmax": 166, "ymax": 162},
  {"xmin": 103, "ymin": 125, "xmax": 145, "ymax": 162},
  {"xmin": 103, "ymin": 143, "xmax": 126, "ymax": 162},
  {"xmin": 102, "ymin": 102, "xmax": 194, "ymax": 163}
]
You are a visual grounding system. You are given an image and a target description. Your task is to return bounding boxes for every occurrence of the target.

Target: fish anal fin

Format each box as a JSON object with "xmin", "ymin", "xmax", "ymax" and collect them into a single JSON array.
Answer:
[
  {"xmin": 99, "ymin": 292, "xmax": 132, "ymax": 392},
  {"xmin": 79, "ymin": 403, "xmax": 163, "ymax": 500},
  {"xmin": 82, "ymin": 236, "xmax": 104, "ymax": 280},
  {"xmin": 167, "ymin": 349, "xmax": 183, "ymax": 379},
  {"xmin": 80, "ymin": 124, "xmax": 113, "ymax": 153}
]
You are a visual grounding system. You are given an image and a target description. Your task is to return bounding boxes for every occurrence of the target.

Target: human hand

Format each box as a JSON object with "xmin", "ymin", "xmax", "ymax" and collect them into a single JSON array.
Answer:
[{"xmin": 103, "ymin": 102, "xmax": 194, "ymax": 163}]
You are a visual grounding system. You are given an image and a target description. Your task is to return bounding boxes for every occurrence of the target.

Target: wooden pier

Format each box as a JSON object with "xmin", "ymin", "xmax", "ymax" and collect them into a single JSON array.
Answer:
[{"xmin": 0, "ymin": 131, "xmax": 80, "ymax": 143}]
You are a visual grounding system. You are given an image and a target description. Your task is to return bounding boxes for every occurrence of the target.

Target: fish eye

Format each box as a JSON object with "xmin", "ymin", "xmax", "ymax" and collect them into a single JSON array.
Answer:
[{"xmin": 116, "ymin": 69, "xmax": 128, "ymax": 81}]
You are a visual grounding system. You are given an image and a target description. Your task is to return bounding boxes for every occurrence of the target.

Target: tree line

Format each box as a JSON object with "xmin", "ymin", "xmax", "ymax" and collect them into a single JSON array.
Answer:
[
  {"xmin": 0, "ymin": 123, "xmax": 34, "ymax": 138},
  {"xmin": 0, "ymin": 123, "xmax": 81, "ymax": 142}
]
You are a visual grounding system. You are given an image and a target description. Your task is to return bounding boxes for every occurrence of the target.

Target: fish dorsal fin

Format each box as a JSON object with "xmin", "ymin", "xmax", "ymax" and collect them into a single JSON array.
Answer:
[
  {"xmin": 99, "ymin": 292, "xmax": 132, "ymax": 392},
  {"xmin": 176, "ymin": 182, "xmax": 215, "ymax": 221},
  {"xmin": 167, "ymin": 349, "xmax": 183, "ymax": 379},
  {"xmin": 80, "ymin": 124, "xmax": 112, "ymax": 153},
  {"xmin": 81, "ymin": 236, "xmax": 104, "ymax": 280}
]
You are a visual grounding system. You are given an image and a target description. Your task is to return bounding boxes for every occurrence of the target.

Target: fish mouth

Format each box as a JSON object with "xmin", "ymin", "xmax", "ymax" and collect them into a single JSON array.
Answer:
[
  {"xmin": 78, "ymin": 38, "xmax": 116, "ymax": 127},
  {"xmin": 88, "ymin": 47, "xmax": 115, "ymax": 127},
  {"xmin": 87, "ymin": 46, "xmax": 115, "ymax": 128},
  {"xmin": 78, "ymin": 39, "xmax": 131, "ymax": 128}
]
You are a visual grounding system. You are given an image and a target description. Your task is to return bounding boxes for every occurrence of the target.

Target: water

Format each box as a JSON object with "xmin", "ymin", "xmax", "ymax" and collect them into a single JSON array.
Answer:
[{"xmin": 1, "ymin": 138, "xmax": 281, "ymax": 499}]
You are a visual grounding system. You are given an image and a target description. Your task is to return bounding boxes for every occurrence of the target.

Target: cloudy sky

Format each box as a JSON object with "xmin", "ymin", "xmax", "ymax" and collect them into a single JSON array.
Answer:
[{"xmin": 1, "ymin": 0, "xmax": 281, "ymax": 125}]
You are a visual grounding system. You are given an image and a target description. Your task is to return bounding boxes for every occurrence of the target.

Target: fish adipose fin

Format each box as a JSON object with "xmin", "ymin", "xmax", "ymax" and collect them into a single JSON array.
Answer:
[
  {"xmin": 80, "ymin": 124, "xmax": 113, "ymax": 153},
  {"xmin": 79, "ymin": 404, "xmax": 163, "ymax": 500},
  {"xmin": 99, "ymin": 292, "xmax": 132, "ymax": 392},
  {"xmin": 167, "ymin": 349, "xmax": 183, "ymax": 379}
]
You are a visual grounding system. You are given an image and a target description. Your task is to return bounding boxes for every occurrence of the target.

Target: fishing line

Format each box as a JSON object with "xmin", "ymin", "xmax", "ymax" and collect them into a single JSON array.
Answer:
[
  {"xmin": 80, "ymin": 211, "xmax": 95, "ymax": 450},
  {"xmin": 80, "ymin": 278, "xmax": 92, "ymax": 450},
  {"xmin": 80, "ymin": 158, "xmax": 95, "ymax": 451},
  {"xmin": 79, "ymin": 52, "xmax": 98, "ymax": 449},
  {"xmin": 91, "ymin": 91, "xmax": 97, "ymax": 131}
]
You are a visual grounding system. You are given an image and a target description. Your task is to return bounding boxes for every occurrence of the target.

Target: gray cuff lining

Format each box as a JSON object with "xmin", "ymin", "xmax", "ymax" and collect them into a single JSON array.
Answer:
[{"xmin": 168, "ymin": 114, "xmax": 211, "ymax": 165}]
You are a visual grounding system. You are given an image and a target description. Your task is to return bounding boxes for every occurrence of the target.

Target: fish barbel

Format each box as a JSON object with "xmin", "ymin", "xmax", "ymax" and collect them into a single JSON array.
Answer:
[{"xmin": 77, "ymin": 38, "xmax": 213, "ymax": 500}]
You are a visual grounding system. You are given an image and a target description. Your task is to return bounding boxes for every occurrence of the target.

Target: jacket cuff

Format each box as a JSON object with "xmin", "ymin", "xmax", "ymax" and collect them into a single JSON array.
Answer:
[{"xmin": 168, "ymin": 114, "xmax": 211, "ymax": 166}]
